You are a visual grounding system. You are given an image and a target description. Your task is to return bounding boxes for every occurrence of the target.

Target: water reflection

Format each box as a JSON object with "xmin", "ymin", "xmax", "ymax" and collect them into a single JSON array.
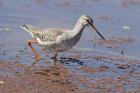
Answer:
[
  {"xmin": 32, "ymin": 61, "xmax": 77, "ymax": 92},
  {"xmin": 59, "ymin": 57, "xmax": 84, "ymax": 65}
]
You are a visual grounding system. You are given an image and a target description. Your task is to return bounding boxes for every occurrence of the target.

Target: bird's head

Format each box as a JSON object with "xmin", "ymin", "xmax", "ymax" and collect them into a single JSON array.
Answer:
[
  {"xmin": 79, "ymin": 15, "xmax": 105, "ymax": 40},
  {"xmin": 79, "ymin": 15, "xmax": 93, "ymax": 26}
]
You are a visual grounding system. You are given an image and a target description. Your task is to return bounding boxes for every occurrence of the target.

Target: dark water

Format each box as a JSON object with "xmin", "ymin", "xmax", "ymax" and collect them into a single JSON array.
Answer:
[{"xmin": 0, "ymin": 0, "xmax": 140, "ymax": 92}]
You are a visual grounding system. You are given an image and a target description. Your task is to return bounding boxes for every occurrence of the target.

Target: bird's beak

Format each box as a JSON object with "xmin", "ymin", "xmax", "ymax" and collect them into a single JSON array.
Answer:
[{"xmin": 88, "ymin": 21, "xmax": 105, "ymax": 40}]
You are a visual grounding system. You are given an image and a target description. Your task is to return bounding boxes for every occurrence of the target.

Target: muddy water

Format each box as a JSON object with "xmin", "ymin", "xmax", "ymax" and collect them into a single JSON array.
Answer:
[{"xmin": 0, "ymin": 0, "xmax": 140, "ymax": 93}]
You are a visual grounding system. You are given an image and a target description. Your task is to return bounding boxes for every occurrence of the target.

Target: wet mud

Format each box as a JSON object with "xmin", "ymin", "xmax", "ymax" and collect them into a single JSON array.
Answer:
[
  {"xmin": 96, "ymin": 37, "xmax": 135, "ymax": 48},
  {"xmin": 0, "ymin": 58, "xmax": 140, "ymax": 93}
]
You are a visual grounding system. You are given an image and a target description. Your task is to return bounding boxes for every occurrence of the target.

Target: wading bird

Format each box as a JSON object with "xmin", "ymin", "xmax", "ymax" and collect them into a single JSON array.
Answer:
[{"xmin": 21, "ymin": 15, "xmax": 105, "ymax": 63}]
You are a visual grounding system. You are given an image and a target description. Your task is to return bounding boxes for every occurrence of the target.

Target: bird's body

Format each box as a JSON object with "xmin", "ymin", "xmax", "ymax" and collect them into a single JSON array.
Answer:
[
  {"xmin": 22, "ymin": 18, "xmax": 86, "ymax": 53},
  {"xmin": 21, "ymin": 15, "xmax": 105, "ymax": 62}
]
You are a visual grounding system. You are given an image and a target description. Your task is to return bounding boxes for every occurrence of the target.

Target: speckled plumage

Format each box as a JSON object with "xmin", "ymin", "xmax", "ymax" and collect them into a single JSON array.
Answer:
[{"xmin": 21, "ymin": 15, "xmax": 105, "ymax": 53}]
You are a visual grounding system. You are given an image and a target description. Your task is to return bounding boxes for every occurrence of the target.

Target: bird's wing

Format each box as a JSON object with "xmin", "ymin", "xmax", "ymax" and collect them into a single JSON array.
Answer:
[
  {"xmin": 43, "ymin": 28, "xmax": 66, "ymax": 36},
  {"xmin": 34, "ymin": 29, "xmax": 65, "ymax": 45},
  {"xmin": 21, "ymin": 25, "xmax": 68, "ymax": 45}
]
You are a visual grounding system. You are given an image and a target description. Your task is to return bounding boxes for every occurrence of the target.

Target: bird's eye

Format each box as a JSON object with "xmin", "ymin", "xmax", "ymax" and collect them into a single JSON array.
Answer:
[{"xmin": 86, "ymin": 19, "xmax": 90, "ymax": 21}]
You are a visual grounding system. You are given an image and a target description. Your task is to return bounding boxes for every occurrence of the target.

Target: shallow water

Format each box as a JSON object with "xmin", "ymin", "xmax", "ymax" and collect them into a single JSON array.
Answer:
[
  {"xmin": 0, "ymin": 0, "xmax": 140, "ymax": 92},
  {"xmin": 0, "ymin": 0, "xmax": 140, "ymax": 60}
]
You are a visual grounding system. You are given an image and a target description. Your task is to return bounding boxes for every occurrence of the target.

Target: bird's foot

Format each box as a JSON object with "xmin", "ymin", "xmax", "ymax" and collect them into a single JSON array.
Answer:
[{"xmin": 34, "ymin": 54, "xmax": 41, "ymax": 61}]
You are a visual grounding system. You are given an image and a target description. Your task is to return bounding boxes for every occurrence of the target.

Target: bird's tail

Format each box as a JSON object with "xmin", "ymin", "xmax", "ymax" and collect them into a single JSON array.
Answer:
[{"xmin": 20, "ymin": 24, "xmax": 41, "ymax": 33}]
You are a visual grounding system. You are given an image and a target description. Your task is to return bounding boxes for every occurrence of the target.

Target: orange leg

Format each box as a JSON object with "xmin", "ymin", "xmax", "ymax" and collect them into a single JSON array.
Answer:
[{"xmin": 27, "ymin": 40, "xmax": 41, "ymax": 61}]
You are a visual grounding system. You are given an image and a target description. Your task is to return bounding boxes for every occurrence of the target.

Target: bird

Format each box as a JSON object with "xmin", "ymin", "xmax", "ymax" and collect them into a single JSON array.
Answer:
[{"xmin": 21, "ymin": 15, "xmax": 105, "ymax": 64}]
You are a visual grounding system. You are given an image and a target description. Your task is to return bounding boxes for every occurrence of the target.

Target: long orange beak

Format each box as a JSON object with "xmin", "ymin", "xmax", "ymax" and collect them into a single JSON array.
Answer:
[{"xmin": 88, "ymin": 21, "xmax": 105, "ymax": 40}]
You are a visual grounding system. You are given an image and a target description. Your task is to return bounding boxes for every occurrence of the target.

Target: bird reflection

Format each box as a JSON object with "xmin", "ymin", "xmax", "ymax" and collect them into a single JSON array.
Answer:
[{"xmin": 34, "ymin": 60, "xmax": 71, "ymax": 84}]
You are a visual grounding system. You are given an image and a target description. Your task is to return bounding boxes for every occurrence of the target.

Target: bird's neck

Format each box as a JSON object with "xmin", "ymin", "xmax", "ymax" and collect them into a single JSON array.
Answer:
[{"xmin": 71, "ymin": 20, "xmax": 85, "ymax": 36}]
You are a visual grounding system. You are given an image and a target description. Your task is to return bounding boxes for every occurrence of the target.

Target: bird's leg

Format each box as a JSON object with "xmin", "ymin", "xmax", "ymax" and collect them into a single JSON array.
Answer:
[
  {"xmin": 51, "ymin": 53, "xmax": 58, "ymax": 66},
  {"xmin": 27, "ymin": 40, "xmax": 41, "ymax": 61}
]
